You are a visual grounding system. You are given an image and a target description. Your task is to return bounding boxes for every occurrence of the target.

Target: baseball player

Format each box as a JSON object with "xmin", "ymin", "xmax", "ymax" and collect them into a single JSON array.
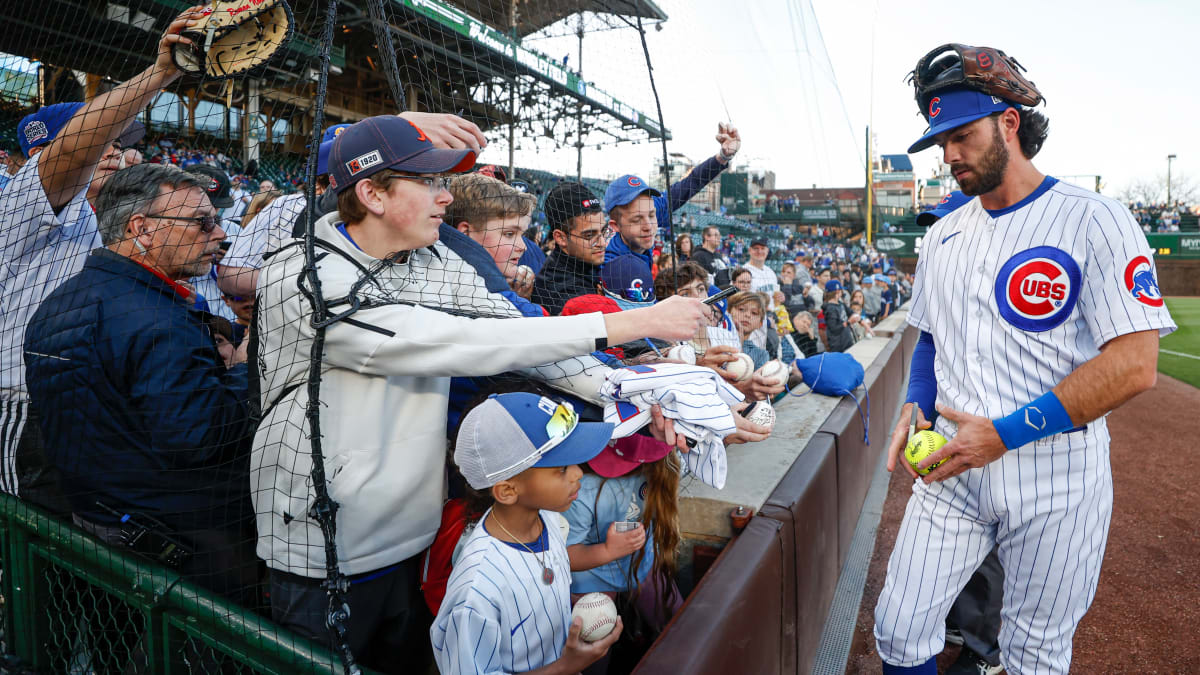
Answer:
[{"xmin": 874, "ymin": 44, "xmax": 1175, "ymax": 675}]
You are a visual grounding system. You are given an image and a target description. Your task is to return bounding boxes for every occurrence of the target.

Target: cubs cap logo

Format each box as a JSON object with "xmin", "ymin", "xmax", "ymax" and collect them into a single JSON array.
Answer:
[
  {"xmin": 1124, "ymin": 255, "xmax": 1164, "ymax": 307},
  {"xmin": 928, "ymin": 97, "xmax": 941, "ymax": 119},
  {"xmin": 207, "ymin": 178, "xmax": 219, "ymax": 192},
  {"xmin": 627, "ymin": 176, "xmax": 642, "ymax": 187},
  {"xmin": 994, "ymin": 246, "xmax": 1081, "ymax": 332}
]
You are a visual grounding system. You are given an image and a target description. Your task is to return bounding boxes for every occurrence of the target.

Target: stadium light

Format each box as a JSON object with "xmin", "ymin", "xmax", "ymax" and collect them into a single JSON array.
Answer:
[{"xmin": 1167, "ymin": 154, "xmax": 1177, "ymax": 205}]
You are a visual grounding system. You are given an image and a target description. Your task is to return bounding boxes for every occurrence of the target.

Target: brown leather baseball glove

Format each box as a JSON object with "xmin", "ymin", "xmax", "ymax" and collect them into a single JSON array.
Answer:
[
  {"xmin": 909, "ymin": 43, "xmax": 1044, "ymax": 114},
  {"xmin": 172, "ymin": 0, "xmax": 294, "ymax": 80}
]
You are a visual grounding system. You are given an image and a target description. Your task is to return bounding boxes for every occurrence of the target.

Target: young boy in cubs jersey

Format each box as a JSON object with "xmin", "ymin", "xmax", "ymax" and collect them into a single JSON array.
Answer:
[
  {"xmin": 432, "ymin": 393, "xmax": 622, "ymax": 674},
  {"xmin": 874, "ymin": 45, "xmax": 1175, "ymax": 675}
]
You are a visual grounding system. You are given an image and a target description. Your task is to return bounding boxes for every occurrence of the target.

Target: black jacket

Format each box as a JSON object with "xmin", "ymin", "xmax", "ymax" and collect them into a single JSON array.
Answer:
[{"xmin": 530, "ymin": 251, "xmax": 600, "ymax": 315}]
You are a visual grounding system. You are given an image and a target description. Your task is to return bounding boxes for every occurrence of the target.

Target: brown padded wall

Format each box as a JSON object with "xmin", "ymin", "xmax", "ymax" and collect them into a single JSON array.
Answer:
[
  {"xmin": 633, "ymin": 516, "xmax": 786, "ymax": 675},
  {"xmin": 760, "ymin": 432, "xmax": 839, "ymax": 674}
]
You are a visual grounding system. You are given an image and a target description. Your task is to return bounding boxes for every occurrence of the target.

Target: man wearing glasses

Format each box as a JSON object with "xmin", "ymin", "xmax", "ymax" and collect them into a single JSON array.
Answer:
[
  {"xmin": 531, "ymin": 181, "xmax": 610, "ymax": 315},
  {"xmin": 251, "ymin": 115, "xmax": 710, "ymax": 668},
  {"xmin": 0, "ymin": 9, "xmax": 200, "ymax": 509},
  {"xmin": 24, "ymin": 163, "xmax": 258, "ymax": 604}
]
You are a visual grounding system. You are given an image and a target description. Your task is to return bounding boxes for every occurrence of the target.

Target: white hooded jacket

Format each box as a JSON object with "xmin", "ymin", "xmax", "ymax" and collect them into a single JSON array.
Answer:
[{"xmin": 251, "ymin": 212, "xmax": 607, "ymax": 577}]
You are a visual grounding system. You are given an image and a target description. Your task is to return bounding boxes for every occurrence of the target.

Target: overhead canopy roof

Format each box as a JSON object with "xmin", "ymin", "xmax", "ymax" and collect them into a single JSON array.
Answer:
[{"xmin": 449, "ymin": 0, "xmax": 668, "ymax": 37}]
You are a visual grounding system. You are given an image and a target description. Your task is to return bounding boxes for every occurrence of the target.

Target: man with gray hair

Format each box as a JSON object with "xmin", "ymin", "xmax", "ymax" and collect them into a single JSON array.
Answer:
[{"xmin": 23, "ymin": 163, "xmax": 257, "ymax": 604}]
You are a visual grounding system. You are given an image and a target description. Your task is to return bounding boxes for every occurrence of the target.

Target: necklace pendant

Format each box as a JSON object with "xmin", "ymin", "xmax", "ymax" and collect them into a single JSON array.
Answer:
[{"xmin": 542, "ymin": 566, "xmax": 555, "ymax": 585}]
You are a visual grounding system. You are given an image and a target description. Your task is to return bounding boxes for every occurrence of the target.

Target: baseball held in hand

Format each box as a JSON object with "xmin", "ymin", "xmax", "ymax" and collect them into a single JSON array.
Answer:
[
  {"xmin": 756, "ymin": 359, "xmax": 788, "ymax": 386},
  {"xmin": 905, "ymin": 430, "xmax": 948, "ymax": 475},
  {"xmin": 744, "ymin": 400, "xmax": 775, "ymax": 429},
  {"xmin": 667, "ymin": 343, "xmax": 697, "ymax": 365},
  {"xmin": 720, "ymin": 352, "xmax": 755, "ymax": 382},
  {"xmin": 572, "ymin": 592, "xmax": 618, "ymax": 642}
]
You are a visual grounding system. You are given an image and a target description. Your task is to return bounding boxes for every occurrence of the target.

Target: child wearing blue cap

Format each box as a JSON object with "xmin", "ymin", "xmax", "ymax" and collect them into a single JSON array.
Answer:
[{"xmin": 432, "ymin": 392, "xmax": 622, "ymax": 674}]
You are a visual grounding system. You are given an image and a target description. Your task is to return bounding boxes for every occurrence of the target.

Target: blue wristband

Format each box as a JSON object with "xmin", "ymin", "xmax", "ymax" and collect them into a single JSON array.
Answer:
[{"xmin": 991, "ymin": 391, "xmax": 1074, "ymax": 450}]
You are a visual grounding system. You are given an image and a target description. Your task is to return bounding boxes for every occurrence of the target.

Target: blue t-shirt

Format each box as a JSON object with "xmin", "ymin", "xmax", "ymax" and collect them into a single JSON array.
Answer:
[{"xmin": 564, "ymin": 473, "xmax": 654, "ymax": 594}]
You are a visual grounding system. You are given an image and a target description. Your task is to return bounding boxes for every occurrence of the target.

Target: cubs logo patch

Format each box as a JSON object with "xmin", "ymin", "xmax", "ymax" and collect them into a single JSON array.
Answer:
[
  {"xmin": 627, "ymin": 176, "xmax": 643, "ymax": 187},
  {"xmin": 346, "ymin": 150, "xmax": 382, "ymax": 176},
  {"xmin": 207, "ymin": 178, "xmax": 219, "ymax": 192},
  {"xmin": 994, "ymin": 246, "xmax": 1081, "ymax": 332},
  {"xmin": 928, "ymin": 97, "xmax": 941, "ymax": 119},
  {"xmin": 1124, "ymin": 255, "xmax": 1163, "ymax": 307}
]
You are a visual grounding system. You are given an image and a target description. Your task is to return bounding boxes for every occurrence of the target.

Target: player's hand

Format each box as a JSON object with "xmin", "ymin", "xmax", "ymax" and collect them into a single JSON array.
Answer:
[
  {"xmin": 725, "ymin": 406, "xmax": 771, "ymax": 445},
  {"xmin": 560, "ymin": 616, "xmax": 623, "ymax": 672},
  {"xmin": 886, "ymin": 402, "xmax": 930, "ymax": 479},
  {"xmin": 919, "ymin": 404, "xmax": 1007, "ymax": 484},
  {"xmin": 730, "ymin": 372, "xmax": 785, "ymax": 401},
  {"xmin": 155, "ymin": 7, "xmax": 201, "ymax": 81},
  {"xmin": 697, "ymin": 344, "xmax": 738, "ymax": 371},
  {"xmin": 641, "ymin": 296, "xmax": 708, "ymax": 343},
  {"xmin": 397, "ymin": 112, "xmax": 487, "ymax": 150},
  {"xmin": 715, "ymin": 122, "xmax": 741, "ymax": 162},
  {"xmin": 602, "ymin": 522, "xmax": 646, "ymax": 559},
  {"xmin": 646, "ymin": 404, "xmax": 689, "ymax": 452}
]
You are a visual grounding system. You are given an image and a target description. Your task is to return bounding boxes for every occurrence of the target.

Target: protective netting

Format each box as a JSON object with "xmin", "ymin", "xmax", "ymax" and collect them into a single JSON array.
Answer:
[{"xmin": 0, "ymin": 1, "xmax": 910, "ymax": 673}]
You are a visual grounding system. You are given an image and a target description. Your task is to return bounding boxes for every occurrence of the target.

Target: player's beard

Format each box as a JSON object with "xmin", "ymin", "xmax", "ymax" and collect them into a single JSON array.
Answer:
[{"xmin": 954, "ymin": 121, "xmax": 1009, "ymax": 197}]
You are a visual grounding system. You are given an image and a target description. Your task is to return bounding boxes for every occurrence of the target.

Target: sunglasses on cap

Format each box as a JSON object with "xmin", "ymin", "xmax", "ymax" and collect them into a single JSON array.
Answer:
[{"xmin": 538, "ymin": 401, "xmax": 579, "ymax": 454}]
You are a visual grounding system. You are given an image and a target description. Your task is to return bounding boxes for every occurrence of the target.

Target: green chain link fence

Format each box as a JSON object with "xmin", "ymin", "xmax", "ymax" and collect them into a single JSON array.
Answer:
[{"xmin": 0, "ymin": 493, "xmax": 373, "ymax": 674}]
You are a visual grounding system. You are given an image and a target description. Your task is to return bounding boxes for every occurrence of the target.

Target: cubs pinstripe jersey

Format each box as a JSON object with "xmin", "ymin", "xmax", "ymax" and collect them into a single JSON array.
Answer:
[
  {"xmin": 431, "ymin": 509, "xmax": 573, "ymax": 675},
  {"xmin": 908, "ymin": 177, "xmax": 1176, "ymax": 428},
  {"xmin": 0, "ymin": 152, "xmax": 99, "ymax": 393}
]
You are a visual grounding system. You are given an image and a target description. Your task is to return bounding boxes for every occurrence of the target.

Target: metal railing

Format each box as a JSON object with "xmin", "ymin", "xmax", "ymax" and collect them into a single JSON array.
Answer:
[{"xmin": 0, "ymin": 494, "xmax": 360, "ymax": 674}]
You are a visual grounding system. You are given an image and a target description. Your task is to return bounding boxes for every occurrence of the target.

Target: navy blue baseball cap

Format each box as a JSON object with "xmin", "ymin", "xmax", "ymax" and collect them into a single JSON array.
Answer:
[
  {"xmin": 328, "ymin": 115, "xmax": 476, "ymax": 194},
  {"xmin": 916, "ymin": 190, "xmax": 973, "ymax": 227},
  {"xmin": 604, "ymin": 174, "xmax": 662, "ymax": 211},
  {"xmin": 316, "ymin": 123, "xmax": 352, "ymax": 175},
  {"xmin": 908, "ymin": 89, "xmax": 1016, "ymax": 154},
  {"xmin": 825, "ymin": 279, "xmax": 843, "ymax": 292},
  {"xmin": 601, "ymin": 254, "xmax": 655, "ymax": 307},
  {"xmin": 454, "ymin": 393, "xmax": 614, "ymax": 489}
]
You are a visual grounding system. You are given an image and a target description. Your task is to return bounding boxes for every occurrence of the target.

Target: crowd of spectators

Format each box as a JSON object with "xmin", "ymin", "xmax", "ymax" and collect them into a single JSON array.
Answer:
[{"xmin": 0, "ymin": 22, "xmax": 916, "ymax": 675}]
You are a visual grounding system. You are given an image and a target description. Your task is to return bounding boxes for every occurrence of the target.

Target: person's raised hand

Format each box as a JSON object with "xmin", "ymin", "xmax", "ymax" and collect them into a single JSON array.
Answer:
[
  {"xmin": 715, "ymin": 122, "xmax": 741, "ymax": 161},
  {"xmin": 730, "ymin": 372, "xmax": 785, "ymax": 401},
  {"xmin": 155, "ymin": 7, "xmax": 202, "ymax": 81},
  {"xmin": 642, "ymin": 296, "xmax": 708, "ymax": 343},
  {"xmin": 398, "ymin": 112, "xmax": 487, "ymax": 150}
]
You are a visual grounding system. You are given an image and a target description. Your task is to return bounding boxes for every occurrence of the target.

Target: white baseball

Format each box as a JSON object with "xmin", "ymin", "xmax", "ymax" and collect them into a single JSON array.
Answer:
[
  {"xmin": 744, "ymin": 400, "xmax": 775, "ymax": 429},
  {"xmin": 571, "ymin": 592, "xmax": 618, "ymax": 642},
  {"xmin": 667, "ymin": 343, "xmax": 696, "ymax": 365},
  {"xmin": 756, "ymin": 359, "xmax": 788, "ymax": 386},
  {"xmin": 515, "ymin": 265, "xmax": 534, "ymax": 282},
  {"xmin": 720, "ymin": 352, "xmax": 755, "ymax": 382}
]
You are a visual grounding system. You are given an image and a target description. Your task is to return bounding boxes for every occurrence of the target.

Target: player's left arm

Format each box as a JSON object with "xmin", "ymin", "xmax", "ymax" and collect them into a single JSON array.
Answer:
[
  {"xmin": 920, "ymin": 330, "xmax": 1159, "ymax": 483},
  {"xmin": 662, "ymin": 123, "xmax": 739, "ymax": 213}
]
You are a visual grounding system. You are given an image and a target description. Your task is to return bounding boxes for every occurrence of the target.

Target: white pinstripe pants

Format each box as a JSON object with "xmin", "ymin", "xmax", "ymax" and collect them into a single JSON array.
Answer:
[
  {"xmin": 0, "ymin": 394, "xmax": 27, "ymax": 496},
  {"xmin": 874, "ymin": 424, "xmax": 1113, "ymax": 675}
]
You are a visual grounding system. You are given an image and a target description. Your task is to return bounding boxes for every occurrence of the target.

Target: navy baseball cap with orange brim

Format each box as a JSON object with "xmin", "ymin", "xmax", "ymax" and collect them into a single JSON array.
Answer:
[
  {"xmin": 328, "ymin": 115, "xmax": 476, "ymax": 194},
  {"xmin": 907, "ymin": 89, "xmax": 1016, "ymax": 154}
]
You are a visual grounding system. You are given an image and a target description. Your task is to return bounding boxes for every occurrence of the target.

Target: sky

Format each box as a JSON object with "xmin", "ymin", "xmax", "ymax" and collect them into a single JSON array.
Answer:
[{"xmin": 501, "ymin": 0, "xmax": 1200, "ymax": 200}]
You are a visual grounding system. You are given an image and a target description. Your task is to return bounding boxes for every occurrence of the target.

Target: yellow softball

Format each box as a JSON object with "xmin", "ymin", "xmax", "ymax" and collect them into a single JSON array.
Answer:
[{"xmin": 904, "ymin": 430, "xmax": 948, "ymax": 476}]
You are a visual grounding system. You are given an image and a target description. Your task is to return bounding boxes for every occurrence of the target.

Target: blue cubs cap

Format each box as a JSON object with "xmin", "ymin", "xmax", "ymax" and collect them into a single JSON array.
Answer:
[
  {"xmin": 916, "ymin": 190, "xmax": 972, "ymax": 227},
  {"xmin": 825, "ymin": 279, "xmax": 843, "ymax": 292},
  {"xmin": 908, "ymin": 88, "xmax": 1016, "ymax": 154},
  {"xmin": 601, "ymin": 254, "xmax": 655, "ymax": 306},
  {"xmin": 604, "ymin": 174, "xmax": 662, "ymax": 211},
  {"xmin": 328, "ymin": 115, "xmax": 476, "ymax": 194},
  {"xmin": 19, "ymin": 102, "xmax": 84, "ymax": 157},
  {"xmin": 316, "ymin": 123, "xmax": 352, "ymax": 175},
  {"xmin": 454, "ymin": 392, "xmax": 614, "ymax": 489}
]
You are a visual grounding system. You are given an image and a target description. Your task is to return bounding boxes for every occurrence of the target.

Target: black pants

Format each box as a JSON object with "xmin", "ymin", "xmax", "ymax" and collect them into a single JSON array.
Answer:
[
  {"xmin": 269, "ymin": 555, "xmax": 432, "ymax": 674},
  {"xmin": 947, "ymin": 546, "xmax": 1003, "ymax": 666}
]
